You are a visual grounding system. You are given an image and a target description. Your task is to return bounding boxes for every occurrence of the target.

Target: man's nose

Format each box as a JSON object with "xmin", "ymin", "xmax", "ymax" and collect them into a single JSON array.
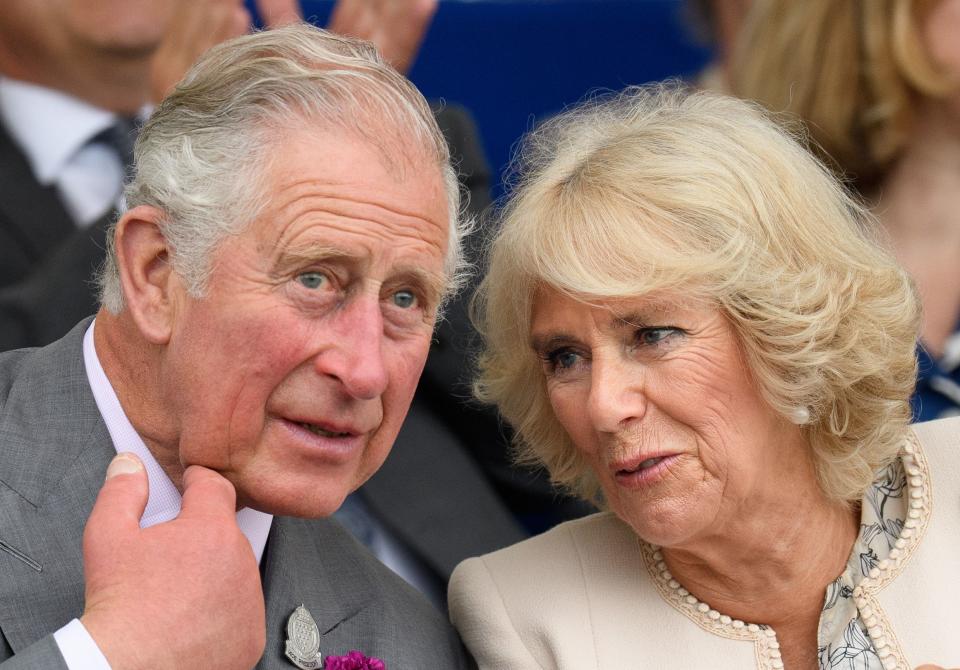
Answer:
[
  {"xmin": 586, "ymin": 356, "xmax": 647, "ymax": 434},
  {"xmin": 315, "ymin": 297, "xmax": 389, "ymax": 400}
]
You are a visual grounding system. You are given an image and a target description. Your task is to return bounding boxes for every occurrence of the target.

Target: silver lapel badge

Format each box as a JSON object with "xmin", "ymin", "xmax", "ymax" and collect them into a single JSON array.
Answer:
[{"xmin": 285, "ymin": 604, "xmax": 323, "ymax": 669}]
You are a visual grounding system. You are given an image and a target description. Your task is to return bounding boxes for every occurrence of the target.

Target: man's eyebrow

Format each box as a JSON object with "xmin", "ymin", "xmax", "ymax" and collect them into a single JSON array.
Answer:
[
  {"xmin": 270, "ymin": 243, "xmax": 447, "ymax": 301},
  {"xmin": 270, "ymin": 244, "xmax": 353, "ymax": 276}
]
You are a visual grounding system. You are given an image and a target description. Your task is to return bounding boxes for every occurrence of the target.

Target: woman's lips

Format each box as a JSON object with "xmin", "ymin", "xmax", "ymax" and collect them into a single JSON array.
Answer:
[{"xmin": 613, "ymin": 453, "xmax": 680, "ymax": 488}]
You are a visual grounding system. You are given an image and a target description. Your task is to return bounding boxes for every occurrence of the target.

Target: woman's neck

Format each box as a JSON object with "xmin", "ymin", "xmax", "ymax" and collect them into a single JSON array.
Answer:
[
  {"xmin": 880, "ymin": 99, "xmax": 960, "ymax": 227},
  {"xmin": 878, "ymin": 98, "xmax": 960, "ymax": 355},
  {"xmin": 659, "ymin": 450, "xmax": 859, "ymax": 633}
]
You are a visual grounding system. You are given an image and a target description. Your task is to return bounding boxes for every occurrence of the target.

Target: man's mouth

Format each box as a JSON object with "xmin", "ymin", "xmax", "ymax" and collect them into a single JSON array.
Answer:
[{"xmin": 296, "ymin": 421, "xmax": 353, "ymax": 438}]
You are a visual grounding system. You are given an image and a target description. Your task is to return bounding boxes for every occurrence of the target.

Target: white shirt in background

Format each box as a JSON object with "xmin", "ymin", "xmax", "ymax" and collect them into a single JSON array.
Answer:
[{"xmin": 0, "ymin": 77, "xmax": 132, "ymax": 226}]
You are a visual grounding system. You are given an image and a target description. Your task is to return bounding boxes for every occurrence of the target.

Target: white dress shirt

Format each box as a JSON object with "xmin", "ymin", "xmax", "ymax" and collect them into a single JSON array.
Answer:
[
  {"xmin": 0, "ymin": 77, "xmax": 132, "ymax": 226},
  {"xmin": 51, "ymin": 321, "xmax": 273, "ymax": 670}
]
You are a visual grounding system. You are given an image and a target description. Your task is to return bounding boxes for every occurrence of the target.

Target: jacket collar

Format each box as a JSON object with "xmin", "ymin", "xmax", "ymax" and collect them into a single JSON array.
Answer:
[{"xmin": 0, "ymin": 317, "xmax": 105, "ymax": 507}]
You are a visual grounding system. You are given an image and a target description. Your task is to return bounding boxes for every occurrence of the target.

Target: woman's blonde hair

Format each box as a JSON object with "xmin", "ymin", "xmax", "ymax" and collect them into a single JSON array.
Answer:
[
  {"xmin": 475, "ymin": 84, "xmax": 920, "ymax": 505},
  {"xmin": 730, "ymin": 0, "xmax": 954, "ymax": 190}
]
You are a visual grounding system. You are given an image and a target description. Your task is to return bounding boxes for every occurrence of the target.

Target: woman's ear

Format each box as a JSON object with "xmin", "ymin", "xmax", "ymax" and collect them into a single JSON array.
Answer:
[{"xmin": 113, "ymin": 205, "xmax": 181, "ymax": 344}]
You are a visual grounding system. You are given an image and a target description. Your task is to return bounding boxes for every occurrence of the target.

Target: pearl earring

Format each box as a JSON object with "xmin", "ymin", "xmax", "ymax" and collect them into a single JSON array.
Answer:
[{"xmin": 788, "ymin": 406, "xmax": 810, "ymax": 425}]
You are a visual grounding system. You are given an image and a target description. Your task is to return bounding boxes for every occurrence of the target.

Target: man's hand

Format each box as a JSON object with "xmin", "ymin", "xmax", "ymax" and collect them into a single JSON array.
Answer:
[
  {"xmin": 256, "ymin": 0, "xmax": 303, "ymax": 27},
  {"xmin": 327, "ymin": 0, "xmax": 438, "ymax": 74},
  {"xmin": 149, "ymin": 0, "xmax": 304, "ymax": 103},
  {"xmin": 150, "ymin": 0, "xmax": 436, "ymax": 104},
  {"xmin": 150, "ymin": 0, "xmax": 251, "ymax": 103},
  {"xmin": 80, "ymin": 454, "xmax": 265, "ymax": 670}
]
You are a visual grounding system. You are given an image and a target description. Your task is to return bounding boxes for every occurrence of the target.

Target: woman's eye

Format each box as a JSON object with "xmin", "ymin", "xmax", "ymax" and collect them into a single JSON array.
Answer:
[
  {"xmin": 637, "ymin": 327, "xmax": 678, "ymax": 346},
  {"xmin": 392, "ymin": 289, "xmax": 417, "ymax": 309},
  {"xmin": 544, "ymin": 348, "xmax": 582, "ymax": 373},
  {"xmin": 297, "ymin": 272, "xmax": 327, "ymax": 290}
]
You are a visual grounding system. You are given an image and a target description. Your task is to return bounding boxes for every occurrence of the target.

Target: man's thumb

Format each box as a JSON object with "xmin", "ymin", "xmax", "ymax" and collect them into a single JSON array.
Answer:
[{"xmin": 84, "ymin": 453, "xmax": 149, "ymax": 547}]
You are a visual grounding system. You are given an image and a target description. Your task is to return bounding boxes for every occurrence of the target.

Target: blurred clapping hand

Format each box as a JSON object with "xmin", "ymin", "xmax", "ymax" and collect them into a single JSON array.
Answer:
[
  {"xmin": 151, "ymin": 0, "xmax": 435, "ymax": 103},
  {"xmin": 328, "ymin": 0, "xmax": 437, "ymax": 74},
  {"xmin": 151, "ymin": 0, "xmax": 260, "ymax": 102}
]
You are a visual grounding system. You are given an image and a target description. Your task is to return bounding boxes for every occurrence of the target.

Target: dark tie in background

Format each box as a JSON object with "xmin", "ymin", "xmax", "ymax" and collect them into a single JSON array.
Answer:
[
  {"xmin": 91, "ymin": 116, "xmax": 139, "ymax": 176},
  {"xmin": 334, "ymin": 494, "xmax": 378, "ymax": 549}
]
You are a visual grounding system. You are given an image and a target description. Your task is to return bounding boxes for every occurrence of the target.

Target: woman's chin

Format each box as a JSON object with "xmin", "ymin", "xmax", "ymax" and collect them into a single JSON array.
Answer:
[{"xmin": 610, "ymin": 494, "xmax": 718, "ymax": 549}]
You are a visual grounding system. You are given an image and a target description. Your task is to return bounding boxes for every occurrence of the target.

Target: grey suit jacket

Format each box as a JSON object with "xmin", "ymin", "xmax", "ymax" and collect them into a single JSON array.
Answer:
[{"xmin": 0, "ymin": 320, "xmax": 472, "ymax": 669}]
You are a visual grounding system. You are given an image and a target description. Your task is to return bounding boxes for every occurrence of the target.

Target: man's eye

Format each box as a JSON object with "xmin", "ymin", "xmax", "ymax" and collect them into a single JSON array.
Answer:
[
  {"xmin": 392, "ymin": 290, "xmax": 417, "ymax": 309},
  {"xmin": 297, "ymin": 272, "xmax": 327, "ymax": 289}
]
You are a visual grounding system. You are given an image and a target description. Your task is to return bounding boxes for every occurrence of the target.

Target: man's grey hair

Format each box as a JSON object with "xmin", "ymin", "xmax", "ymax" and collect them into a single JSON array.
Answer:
[{"xmin": 99, "ymin": 23, "xmax": 466, "ymax": 313}]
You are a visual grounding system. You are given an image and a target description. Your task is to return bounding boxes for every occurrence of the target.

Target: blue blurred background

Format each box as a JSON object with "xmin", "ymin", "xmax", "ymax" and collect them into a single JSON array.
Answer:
[{"xmin": 251, "ymin": 0, "xmax": 712, "ymax": 198}]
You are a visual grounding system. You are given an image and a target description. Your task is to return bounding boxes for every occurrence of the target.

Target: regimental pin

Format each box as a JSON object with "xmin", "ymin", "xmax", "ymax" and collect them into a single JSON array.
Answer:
[{"xmin": 285, "ymin": 604, "xmax": 323, "ymax": 669}]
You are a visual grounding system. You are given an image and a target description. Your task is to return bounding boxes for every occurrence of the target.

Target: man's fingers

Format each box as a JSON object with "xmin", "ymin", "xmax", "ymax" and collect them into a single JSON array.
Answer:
[
  {"xmin": 257, "ymin": 0, "xmax": 302, "ymax": 27},
  {"xmin": 84, "ymin": 454, "xmax": 149, "ymax": 547},
  {"xmin": 231, "ymin": 6, "xmax": 254, "ymax": 38},
  {"xmin": 327, "ymin": 0, "xmax": 436, "ymax": 74},
  {"xmin": 149, "ymin": 0, "xmax": 253, "ymax": 103},
  {"xmin": 179, "ymin": 465, "xmax": 238, "ymax": 519},
  {"xmin": 208, "ymin": 2, "xmax": 253, "ymax": 43}
]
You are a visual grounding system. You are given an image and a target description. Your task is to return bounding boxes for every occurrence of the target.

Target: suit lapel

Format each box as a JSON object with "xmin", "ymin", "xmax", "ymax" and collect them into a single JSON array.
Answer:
[
  {"xmin": 258, "ymin": 516, "xmax": 372, "ymax": 670},
  {"xmin": 0, "ymin": 319, "xmax": 115, "ymax": 652}
]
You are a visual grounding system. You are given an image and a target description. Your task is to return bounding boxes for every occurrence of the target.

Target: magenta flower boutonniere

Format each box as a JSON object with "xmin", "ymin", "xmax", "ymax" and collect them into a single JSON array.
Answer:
[{"xmin": 324, "ymin": 651, "xmax": 386, "ymax": 670}]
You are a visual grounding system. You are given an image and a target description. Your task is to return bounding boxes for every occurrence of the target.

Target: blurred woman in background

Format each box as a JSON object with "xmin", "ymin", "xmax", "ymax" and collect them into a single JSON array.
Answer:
[{"xmin": 730, "ymin": 0, "xmax": 960, "ymax": 420}]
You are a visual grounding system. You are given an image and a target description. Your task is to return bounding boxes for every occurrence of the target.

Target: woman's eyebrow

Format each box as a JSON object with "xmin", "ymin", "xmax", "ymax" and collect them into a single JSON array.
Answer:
[
  {"xmin": 611, "ymin": 302, "xmax": 677, "ymax": 329},
  {"xmin": 529, "ymin": 333, "xmax": 573, "ymax": 353}
]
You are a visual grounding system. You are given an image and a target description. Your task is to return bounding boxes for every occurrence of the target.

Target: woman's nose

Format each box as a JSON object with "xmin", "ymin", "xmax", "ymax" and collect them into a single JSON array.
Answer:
[{"xmin": 586, "ymin": 356, "xmax": 647, "ymax": 434}]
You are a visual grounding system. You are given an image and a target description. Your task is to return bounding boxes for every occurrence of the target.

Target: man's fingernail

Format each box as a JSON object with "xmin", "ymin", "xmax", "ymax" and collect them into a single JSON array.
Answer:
[{"xmin": 106, "ymin": 454, "xmax": 143, "ymax": 480}]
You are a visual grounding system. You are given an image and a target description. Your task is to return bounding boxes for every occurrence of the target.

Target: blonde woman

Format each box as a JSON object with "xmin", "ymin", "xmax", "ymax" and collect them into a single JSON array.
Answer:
[
  {"xmin": 730, "ymin": 0, "xmax": 960, "ymax": 421},
  {"xmin": 448, "ymin": 85, "xmax": 960, "ymax": 669}
]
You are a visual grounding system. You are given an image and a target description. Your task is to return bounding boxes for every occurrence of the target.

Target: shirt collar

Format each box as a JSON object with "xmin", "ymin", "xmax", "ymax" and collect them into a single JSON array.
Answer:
[
  {"xmin": 0, "ymin": 76, "xmax": 120, "ymax": 185},
  {"xmin": 82, "ymin": 320, "xmax": 273, "ymax": 562}
]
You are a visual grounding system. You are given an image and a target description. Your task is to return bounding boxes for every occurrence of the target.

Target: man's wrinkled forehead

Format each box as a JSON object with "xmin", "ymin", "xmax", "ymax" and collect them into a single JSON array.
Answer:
[
  {"xmin": 271, "ymin": 110, "xmax": 441, "ymax": 183},
  {"xmin": 240, "ymin": 123, "xmax": 449, "ymax": 267}
]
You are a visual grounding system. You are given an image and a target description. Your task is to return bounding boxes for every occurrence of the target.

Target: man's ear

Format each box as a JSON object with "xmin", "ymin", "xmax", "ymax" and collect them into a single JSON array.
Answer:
[{"xmin": 114, "ymin": 206, "xmax": 181, "ymax": 344}]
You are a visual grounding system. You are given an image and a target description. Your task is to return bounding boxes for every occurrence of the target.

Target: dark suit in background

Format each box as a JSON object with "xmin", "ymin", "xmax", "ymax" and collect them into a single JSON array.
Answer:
[
  {"xmin": 0, "ymin": 121, "xmax": 109, "ymax": 350},
  {"xmin": 0, "ymin": 321, "xmax": 469, "ymax": 668}
]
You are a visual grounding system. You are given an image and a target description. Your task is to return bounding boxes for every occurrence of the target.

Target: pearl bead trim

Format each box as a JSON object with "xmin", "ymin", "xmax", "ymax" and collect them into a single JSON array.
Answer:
[
  {"xmin": 847, "ymin": 432, "xmax": 931, "ymax": 670},
  {"xmin": 637, "ymin": 432, "xmax": 931, "ymax": 670},
  {"xmin": 639, "ymin": 542, "xmax": 785, "ymax": 669}
]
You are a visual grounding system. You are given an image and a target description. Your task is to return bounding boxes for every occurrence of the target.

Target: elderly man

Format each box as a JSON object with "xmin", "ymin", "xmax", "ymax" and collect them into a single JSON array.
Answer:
[
  {"xmin": 0, "ymin": 0, "xmax": 436, "ymax": 351},
  {"xmin": 0, "ymin": 23, "xmax": 471, "ymax": 669}
]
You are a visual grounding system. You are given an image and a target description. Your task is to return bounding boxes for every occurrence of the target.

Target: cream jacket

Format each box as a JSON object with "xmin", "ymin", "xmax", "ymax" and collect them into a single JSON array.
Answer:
[{"xmin": 449, "ymin": 417, "xmax": 960, "ymax": 669}]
